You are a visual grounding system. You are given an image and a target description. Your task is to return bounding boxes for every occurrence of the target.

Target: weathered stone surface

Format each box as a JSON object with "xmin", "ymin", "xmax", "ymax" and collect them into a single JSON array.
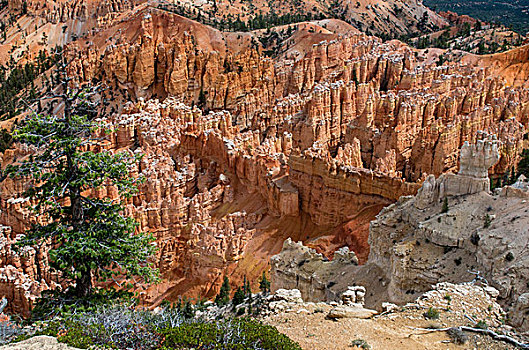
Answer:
[
  {"xmin": 267, "ymin": 289, "xmax": 304, "ymax": 304},
  {"xmin": 342, "ymin": 286, "xmax": 366, "ymax": 306},
  {"xmin": 327, "ymin": 305, "xmax": 377, "ymax": 319},
  {"xmin": 271, "ymin": 139, "xmax": 529, "ymax": 330},
  {"xmin": 270, "ymin": 238, "xmax": 359, "ymax": 302},
  {"xmin": 0, "ymin": 336, "xmax": 80, "ymax": 350}
]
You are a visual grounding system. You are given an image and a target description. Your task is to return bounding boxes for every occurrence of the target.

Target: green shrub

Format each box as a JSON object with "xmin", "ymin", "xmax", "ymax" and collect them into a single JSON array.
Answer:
[
  {"xmin": 475, "ymin": 320, "xmax": 488, "ymax": 329},
  {"xmin": 232, "ymin": 287, "xmax": 245, "ymax": 306},
  {"xmin": 215, "ymin": 277, "xmax": 231, "ymax": 306},
  {"xmin": 31, "ymin": 288, "xmax": 135, "ymax": 321},
  {"xmin": 31, "ymin": 305, "xmax": 179, "ymax": 349},
  {"xmin": 55, "ymin": 323, "xmax": 94, "ymax": 349},
  {"xmin": 424, "ymin": 307, "xmax": 440, "ymax": 320},
  {"xmin": 27, "ymin": 306, "xmax": 301, "ymax": 350},
  {"xmin": 441, "ymin": 197, "xmax": 449, "ymax": 213},
  {"xmin": 161, "ymin": 318, "xmax": 301, "ymax": 350},
  {"xmin": 483, "ymin": 214, "xmax": 492, "ymax": 228},
  {"xmin": 350, "ymin": 338, "xmax": 371, "ymax": 349},
  {"xmin": 0, "ymin": 314, "xmax": 25, "ymax": 345}
]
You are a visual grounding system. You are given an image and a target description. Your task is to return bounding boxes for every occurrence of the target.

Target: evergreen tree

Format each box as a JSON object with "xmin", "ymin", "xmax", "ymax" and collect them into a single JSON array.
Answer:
[
  {"xmin": 215, "ymin": 276, "xmax": 231, "ymax": 306},
  {"xmin": 232, "ymin": 286, "xmax": 245, "ymax": 306},
  {"xmin": 182, "ymin": 298, "xmax": 195, "ymax": 318},
  {"xmin": 198, "ymin": 89, "xmax": 207, "ymax": 109},
  {"xmin": 259, "ymin": 271, "xmax": 270, "ymax": 294},
  {"xmin": 441, "ymin": 197, "xmax": 449, "ymax": 213},
  {"xmin": 243, "ymin": 275, "xmax": 251, "ymax": 296},
  {"xmin": 247, "ymin": 292, "xmax": 254, "ymax": 314},
  {"xmin": 517, "ymin": 149, "xmax": 529, "ymax": 178},
  {"xmin": 509, "ymin": 166, "xmax": 517, "ymax": 184},
  {"xmin": 5, "ymin": 60, "xmax": 158, "ymax": 297}
]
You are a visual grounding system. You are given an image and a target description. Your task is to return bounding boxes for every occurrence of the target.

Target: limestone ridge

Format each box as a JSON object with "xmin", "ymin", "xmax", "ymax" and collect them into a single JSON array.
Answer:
[{"xmin": 271, "ymin": 137, "xmax": 529, "ymax": 330}]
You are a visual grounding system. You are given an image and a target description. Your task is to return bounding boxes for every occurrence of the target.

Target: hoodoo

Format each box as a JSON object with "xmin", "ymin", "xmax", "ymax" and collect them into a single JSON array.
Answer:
[{"xmin": 0, "ymin": 0, "xmax": 528, "ymax": 348}]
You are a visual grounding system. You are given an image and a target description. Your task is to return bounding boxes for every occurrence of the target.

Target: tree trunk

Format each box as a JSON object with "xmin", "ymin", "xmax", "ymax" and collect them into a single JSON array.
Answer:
[{"xmin": 75, "ymin": 268, "xmax": 92, "ymax": 298}]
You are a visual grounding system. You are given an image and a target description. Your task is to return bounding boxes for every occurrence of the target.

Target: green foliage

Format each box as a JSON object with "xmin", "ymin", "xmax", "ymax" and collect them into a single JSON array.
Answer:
[
  {"xmin": 5, "ymin": 63, "xmax": 158, "ymax": 297},
  {"xmin": 259, "ymin": 271, "xmax": 271, "ymax": 294},
  {"xmin": 23, "ymin": 305, "xmax": 302, "ymax": 350},
  {"xmin": 160, "ymin": 318, "xmax": 302, "ymax": 350},
  {"xmin": 0, "ymin": 50, "xmax": 57, "ymax": 119},
  {"xmin": 157, "ymin": 3, "xmax": 323, "ymax": 33},
  {"xmin": 441, "ymin": 197, "xmax": 449, "ymax": 213},
  {"xmin": 198, "ymin": 88, "xmax": 207, "ymax": 109},
  {"xmin": 423, "ymin": 0, "xmax": 529, "ymax": 34},
  {"xmin": 0, "ymin": 127, "xmax": 12, "ymax": 153},
  {"xmin": 30, "ymin": 305, "xmax": 176, "ymax": 349},
  {"xmin": 215, "ymin": 276, "xmax": 231, "ymax": 306},
  {"xmin": 232, "ymin": 287, "xmax": 245, "ymax": 307},
  {"xmin": 483, "ymin": 214, "xmax": 492, "ymax": 228},
  {"xmin": 506, "ymin": 252, "xmax": 515, "ymax": 262},
  {"xmin": 424, "ymin": 307, "xmax": 440, "ymax": 320},
  {"xmin": 242, "ymin": 275, "xmax": 251, "ymax": 296},
  {"xmin": 182, "ymin": 298, "xmax": 195, "ymax": 319},
  {"xmin": 474, "ymin": 320, "xmax": 488, "ymax": 330},
  {"xmin": 351, "ymin": 338, "xmax": 371, "ymax": 349},
  {"xmin": 0, "ymin": 314, "xmax": 25, "ymax": 345},
  {"xmin": 517, "ymin": 149, "xmax": 529, "ymax": 178},
  {"xmin": 54, "ymin": 324, "xmax": 94, "ymax": 349}
]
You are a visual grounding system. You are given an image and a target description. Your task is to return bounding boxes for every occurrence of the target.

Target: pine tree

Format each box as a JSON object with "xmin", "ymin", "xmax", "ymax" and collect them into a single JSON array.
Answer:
[
  {"xmin": 259, "ymin": 271, "xmax": 270, "ymax": 294},
  {"xmin": 232, "ymin": 286, "xmax": 245, "ymax": 306},
  {"xmin": 182, "ymin": 298, "xmax": 194, "ymax": 318},
  {"xmin": 198, "ymin": 88, "xmax": 206, "ymax": 109},
  {"xmin": 509, "ymin": 166, "xmax": 517, "ymax": 184},
  {"xmin": 243, "ymin": 275, "xmax": 251, "ymax": 296},
  {"xmin": 215, "ymin": 276, "xmax": 231, "ymax": 306},
  {"xmin": 441, "ymin": 197, "xmax": 449, "ymax": 213},
  {"xmin": 5, "ymin": 60, "xmax": 158, "ymax": 297},
  {"xmin": 517, "ymin": 149, "xmax": 529, "ymax": 178},
  {"xmin": 248, "ymin": 292, "xmax": 254, "ymax": 314}
]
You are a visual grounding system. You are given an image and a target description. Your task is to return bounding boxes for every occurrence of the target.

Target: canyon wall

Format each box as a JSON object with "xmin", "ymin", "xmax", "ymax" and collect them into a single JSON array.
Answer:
[
  {"xmin": 0, "ymin": 3, "xmax": 528, "ymax": 315},
  {"xmin": 271, "ymin": 138, "xmax": 529, "ymax": 330}
]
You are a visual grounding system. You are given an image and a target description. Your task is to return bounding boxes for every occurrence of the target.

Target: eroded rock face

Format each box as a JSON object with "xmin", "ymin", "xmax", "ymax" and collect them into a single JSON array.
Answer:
[
  {"xmin": 270, "ymin": 238, "xmax": 359, "ymax": 302},
  {"xmin": 459, "ymin": 134, "xmax": 501, "ymax": 179},
  {"xmin": 414, "ymin": 133, "xmax": 501, "ymax": 209},
  {"xmin": 1, "ymin": 2, "xmax": 529, "ymax": 317},
  {"xmin": 79, "ymin": 8, "xmax": 526, "ymax": 182},
  {"xmin": 271, "ymin": 139, "xmax": 529, "ymax": 330}
]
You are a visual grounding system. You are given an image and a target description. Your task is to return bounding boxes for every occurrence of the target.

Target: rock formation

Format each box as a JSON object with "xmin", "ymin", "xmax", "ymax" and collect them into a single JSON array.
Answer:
[
  {"xmin": 0, "ymin": 0, "xmax": 528, "ymax": 319},
  {"xmin": 271, "ymin": 238, "xmax": 359, "ymax": 302},
  {"xmin": 271, "ymin": 138, "xmax": 529, "ymax": 330}
]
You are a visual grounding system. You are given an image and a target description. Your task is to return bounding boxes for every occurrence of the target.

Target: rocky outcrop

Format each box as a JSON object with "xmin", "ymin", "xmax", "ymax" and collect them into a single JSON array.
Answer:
[
  {"xmin": 271, "ymin": 138, "xmax": 529, "ymax": 330},
  {"xmin": 270, "ymin": 238, "xmax": 359, "ymax": 302},
  {"xmin": 414, "ymin": 133, "xmax": 500, "ymax": 209}
]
